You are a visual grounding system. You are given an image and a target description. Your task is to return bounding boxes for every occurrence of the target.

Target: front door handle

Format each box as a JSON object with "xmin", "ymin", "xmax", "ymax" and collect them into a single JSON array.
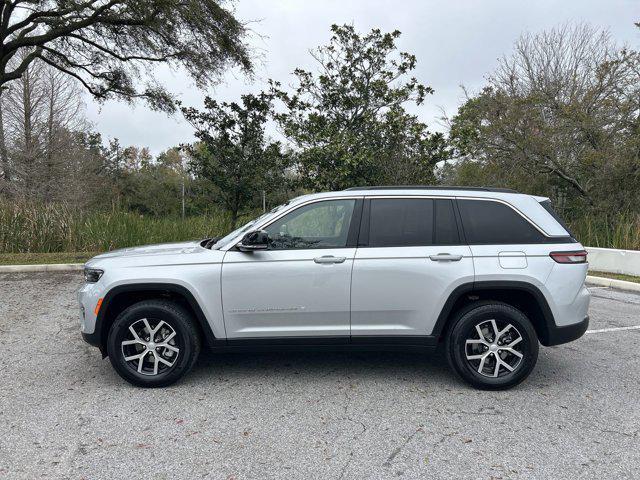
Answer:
[
  {"xmin": 314, "ymin": 255, "xmax": 346, "ymax": 264},
  {"xmin": 429, "ymin": 253, "xmax": 463, "ymax": 262}
]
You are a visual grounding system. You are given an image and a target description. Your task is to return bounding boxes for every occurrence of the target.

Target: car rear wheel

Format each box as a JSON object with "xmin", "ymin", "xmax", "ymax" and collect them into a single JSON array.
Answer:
[
  {"xmin": 107, "ymin": 300, "xmax": 201, "ymax": 388},
  {"xmin": 445, "ymin": 302, "xmax": 539, "ymax": 390}
]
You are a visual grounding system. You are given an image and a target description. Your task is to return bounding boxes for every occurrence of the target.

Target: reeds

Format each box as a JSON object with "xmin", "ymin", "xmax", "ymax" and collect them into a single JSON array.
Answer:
[
  {"xmin": 0, "ymin": 200, "xmax": 238, "ymax": 253},
  {"xmin": 568, "ymin": 213, "xmax": 640, "ymax": 251}
]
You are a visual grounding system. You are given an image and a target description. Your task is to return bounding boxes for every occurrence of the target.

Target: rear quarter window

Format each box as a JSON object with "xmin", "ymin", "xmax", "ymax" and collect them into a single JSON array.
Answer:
[
  {"xmin": 539, "ymin": 200, "xmax": 573, "ymax": 236},
  {"xmin": 458, "ymin": 199, "xmax": 546, "ymax": 244}
]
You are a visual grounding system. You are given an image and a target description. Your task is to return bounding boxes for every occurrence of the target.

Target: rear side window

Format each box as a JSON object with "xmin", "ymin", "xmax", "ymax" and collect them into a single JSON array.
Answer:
[
  {"xmin": 369, "ymin": 199, "xmax": 433, "ymax": 247},
  {"xmin": 367, "ymin": 198, "xmax": 460, "ymax": 247},
  {"xmin": 458, "ymin": 199, "xmax": 545, "ymax": 244}
]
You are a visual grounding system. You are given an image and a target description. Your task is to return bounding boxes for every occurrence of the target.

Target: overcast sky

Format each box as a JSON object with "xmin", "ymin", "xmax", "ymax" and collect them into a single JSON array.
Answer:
[{"xmin": 85, "ymin": 0, "xmax": 639, "ymax": 155}]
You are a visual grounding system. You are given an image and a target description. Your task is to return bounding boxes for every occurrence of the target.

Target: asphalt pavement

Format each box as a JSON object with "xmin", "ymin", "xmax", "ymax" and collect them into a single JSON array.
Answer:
[{"xmin": 0, "ymin": 273, "xmax": 638, "ymax": 479}]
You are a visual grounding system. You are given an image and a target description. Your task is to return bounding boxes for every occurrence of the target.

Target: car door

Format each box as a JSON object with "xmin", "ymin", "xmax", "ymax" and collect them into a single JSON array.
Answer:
[
  {"xmin": 350, "ymin": 197, "xmax": 474, "ymax": 337},
  {"xmin": 221, "ymin": 197, "xmax": 362, "ymax": 339}
]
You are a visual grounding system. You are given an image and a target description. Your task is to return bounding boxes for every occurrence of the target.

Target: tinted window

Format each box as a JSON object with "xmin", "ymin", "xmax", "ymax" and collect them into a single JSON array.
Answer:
[
  {"xmin": 265, "ymin": 199, "xmax": 355, "ymax": 249},
  {"xmin": 458, "ymin": 199, "xmax": 545, "ymax": 244},
  {"xmin": 369, "ymin": 199, "xmax": 434, "ymax": 247},
  {"xmin": 435, "ymin": 199, "xmax": 460, "ymax": 245},
  {"xmin": 540, "ymin": 200, "xmax": 573, "ymax": 236}
]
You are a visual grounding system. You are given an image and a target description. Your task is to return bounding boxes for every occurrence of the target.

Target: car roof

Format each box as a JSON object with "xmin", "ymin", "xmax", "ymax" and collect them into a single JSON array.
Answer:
[
  {"xmin": 343, "ymin": 185, "xmax": 518, "ymax": 193},
  {"xmin": 289, "ymin": 187, "xmax": 547, "ymax": 203}
]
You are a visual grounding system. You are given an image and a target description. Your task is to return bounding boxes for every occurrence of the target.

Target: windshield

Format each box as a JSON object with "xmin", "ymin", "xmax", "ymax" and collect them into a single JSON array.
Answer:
[{"xmin": 210, "ymin": 202, "xmax": 290, "ymax": 249}]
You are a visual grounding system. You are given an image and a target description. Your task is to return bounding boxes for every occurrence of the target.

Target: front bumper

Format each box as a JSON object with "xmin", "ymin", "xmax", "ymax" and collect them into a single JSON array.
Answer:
[
  {"xmin": 82, "ymin": 331, "xmax": 101, "ymax": 347},
  {"xmin": 544, "ymin": 315, "xmax": 589, "ymax": 346},
  {"xmin": 78, "ymin": 280, "xmax": 107, "ymax": 355}
]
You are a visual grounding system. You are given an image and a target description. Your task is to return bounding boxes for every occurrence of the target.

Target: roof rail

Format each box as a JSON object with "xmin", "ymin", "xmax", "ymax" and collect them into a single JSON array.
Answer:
[{"xmin": 343, "ymin": 185, "xmax": 518, "ymax": 193}]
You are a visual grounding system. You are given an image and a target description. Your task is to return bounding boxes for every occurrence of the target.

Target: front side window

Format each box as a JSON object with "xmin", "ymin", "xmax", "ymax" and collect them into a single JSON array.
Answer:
[
  {"xmin": 458, "ymin": 199, "xmax": 545, "ymax": 244},
  {"xmin": 264, "ymin": 199, "xmax": 356, "ymax": 249}
]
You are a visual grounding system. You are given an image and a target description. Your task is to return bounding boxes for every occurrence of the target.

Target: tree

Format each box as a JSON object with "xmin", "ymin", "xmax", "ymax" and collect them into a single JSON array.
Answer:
[
  {"xmin": 0, "ymin": 54, "xmax": 91, "ymax": 200},
  {"xmin": 182, "ymin": 93, "xmax": 291, "ymax": 227},
  {"xmin": 273, "ymin": 24, "xmax": 444, "ymax": 190},
  {"xmin": 446, "ymin": 23, "xmax": 640, "ymax": 214},
  {"xmin": 0, "ymin": 79, "xmax": 10, "ymax": 182},
  {"xmin": 0, "ymin": 0, "xmax": 251, "ymax": 111}
]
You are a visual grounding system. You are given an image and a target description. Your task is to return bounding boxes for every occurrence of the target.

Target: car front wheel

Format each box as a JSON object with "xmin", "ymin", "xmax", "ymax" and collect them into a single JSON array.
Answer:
[
  {"xmin": 445, "ymin": 302, "xmax": 539, "ymax": 390},
  {"xmin": 107, "ymin": 300, "xmax": 201, "ymax": 388}
]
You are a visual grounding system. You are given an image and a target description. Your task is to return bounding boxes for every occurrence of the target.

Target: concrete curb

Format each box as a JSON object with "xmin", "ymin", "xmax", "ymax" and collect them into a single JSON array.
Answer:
[
  {"xmin": 0, "ymin": 263, "xmax": 83, "ymax": 273},
  {"xmin": 586, "ymin": 275, "xmax": 640, "ymax": 293}
]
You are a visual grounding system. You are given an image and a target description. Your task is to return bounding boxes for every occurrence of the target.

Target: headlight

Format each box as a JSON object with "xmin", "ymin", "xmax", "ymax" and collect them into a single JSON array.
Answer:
[{"xmin": 84, "ymin": 267, "xmax": 104, "ymax": 283}]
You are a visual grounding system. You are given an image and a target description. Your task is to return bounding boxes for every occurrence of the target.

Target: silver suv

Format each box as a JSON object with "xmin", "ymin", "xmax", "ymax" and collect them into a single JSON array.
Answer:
[{"xmin": 78, "ymin": 187, "xmax": 590, "ymax": 389}]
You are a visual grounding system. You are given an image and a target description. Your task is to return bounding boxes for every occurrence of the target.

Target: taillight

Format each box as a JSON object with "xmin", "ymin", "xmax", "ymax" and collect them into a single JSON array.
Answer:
[{"xmin": 549, "ymin": 250, "xmax": 587, "ymax": 264}]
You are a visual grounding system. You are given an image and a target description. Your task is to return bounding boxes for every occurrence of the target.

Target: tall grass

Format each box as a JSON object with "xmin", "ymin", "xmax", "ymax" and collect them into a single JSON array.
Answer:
[
  {"xmin": 0, "ymin": 200, "xmax": 241, "ymax": 253},
  {"xmin": 569, "ymin": 213, "xmax": 640, "ymax": 251}
]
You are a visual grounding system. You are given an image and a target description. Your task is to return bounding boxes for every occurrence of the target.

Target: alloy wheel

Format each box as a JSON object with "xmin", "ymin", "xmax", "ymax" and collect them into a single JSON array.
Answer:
[
  {"xmin": 464, "ymin": 319, "xmax": 524, "ymax": 378},
  {"xmin": 121, "ymin": 318, "xmax": 180, "ymax": 376}
]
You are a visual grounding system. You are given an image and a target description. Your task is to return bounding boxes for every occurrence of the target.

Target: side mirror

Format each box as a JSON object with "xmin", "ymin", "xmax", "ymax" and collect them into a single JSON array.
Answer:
[{"xmin": 238, "ymin": 230, "xmax": 269, "ymax": 252}]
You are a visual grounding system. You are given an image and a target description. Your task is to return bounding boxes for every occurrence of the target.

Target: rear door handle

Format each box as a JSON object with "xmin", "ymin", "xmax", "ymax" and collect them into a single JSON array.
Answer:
[
  {"xmin": 429, "ymin": 253, "xmax": 463, "ymax": 262},
  {"xmin": 314, "ymin": 255, "xmax": 346, "ymax": 264}
]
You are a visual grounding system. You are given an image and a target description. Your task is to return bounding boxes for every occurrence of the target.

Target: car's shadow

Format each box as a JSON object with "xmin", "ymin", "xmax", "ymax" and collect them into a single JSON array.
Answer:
[
  {"xmin": 188, "ymin": 347, "xmax": 456, "ymax": 385},
  {"xmin": 184, "ymin": 345, "xmax": 575, "ymax": 390}
]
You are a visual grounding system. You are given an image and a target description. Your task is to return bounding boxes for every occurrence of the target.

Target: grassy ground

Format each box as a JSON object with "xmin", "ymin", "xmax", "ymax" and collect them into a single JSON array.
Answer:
[{"xmin": 588, "ymin": 271, "xmax": 640, "ymax": 284}]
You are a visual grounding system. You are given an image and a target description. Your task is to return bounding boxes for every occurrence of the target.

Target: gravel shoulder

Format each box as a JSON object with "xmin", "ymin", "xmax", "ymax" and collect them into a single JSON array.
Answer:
[{"xmin": 0, "ymin": 273, "xmax": 639, "ymax": 479}]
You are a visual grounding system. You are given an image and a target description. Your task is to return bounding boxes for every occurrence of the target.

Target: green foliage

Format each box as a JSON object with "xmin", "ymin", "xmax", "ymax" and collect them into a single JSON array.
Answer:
[
  {"xmin": 182, "ymin": 93, "xmax": 292, "ymax": 226},
  {"xmin": 273, "ymin": 24, "xmax": 447, "ymax": 190}
]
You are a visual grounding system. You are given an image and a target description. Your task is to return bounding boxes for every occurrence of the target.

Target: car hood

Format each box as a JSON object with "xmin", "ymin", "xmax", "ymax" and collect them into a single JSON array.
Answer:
[{"xmin": 91, "ymin": 241, "xmax": 203, "ymax": 259}]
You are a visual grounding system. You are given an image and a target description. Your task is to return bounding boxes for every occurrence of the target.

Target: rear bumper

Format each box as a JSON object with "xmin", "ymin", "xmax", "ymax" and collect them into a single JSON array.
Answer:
[{"xmin": 544, "ymin": 315, "xmax": 589, "ymax": 346}]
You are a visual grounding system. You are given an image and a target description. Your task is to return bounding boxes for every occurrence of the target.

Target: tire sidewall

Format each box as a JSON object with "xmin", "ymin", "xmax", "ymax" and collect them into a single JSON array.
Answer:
[
  {"xmin": 107, "ymin": 301, "xmax": 200, "ymax": 388},
  {"xmin": 447, "ymin": 303, "xmax": 539, "ymax": 390}
]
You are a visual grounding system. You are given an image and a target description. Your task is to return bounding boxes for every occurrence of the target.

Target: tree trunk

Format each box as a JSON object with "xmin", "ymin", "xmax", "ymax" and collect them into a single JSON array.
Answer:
[
  {"xmin": 0, "ymin": 90, "xmax": 9, "ymax": 182},
  {"xmin": 22, "ymin": 67, "xmax": 34, "ymax": 195},
  {"xmin": 230, "ymin": 202, "xmax": 239, "ymax": 230},
  {"xmin": 230, "ymin": 185, "xmax": 241, "ymax": 229},
  {"xmin": 45, "ymin": 80, "xmax": 56, "ymax": 201}
]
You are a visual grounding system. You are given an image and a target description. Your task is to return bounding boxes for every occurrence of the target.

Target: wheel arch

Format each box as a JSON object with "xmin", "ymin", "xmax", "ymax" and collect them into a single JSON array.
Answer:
[
  {"xmin": 433, "ymin": 281, "xmax": 556, "ymax": 346},
  {"xmin": 95, "ymin": 283, "xmax": 217, "ymax": 356}
]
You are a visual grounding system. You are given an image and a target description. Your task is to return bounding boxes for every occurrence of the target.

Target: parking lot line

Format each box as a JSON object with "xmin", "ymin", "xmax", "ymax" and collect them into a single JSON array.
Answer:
[{"xmin": 586, "ymin": 325, "xmax": 640, "ymax": 334}]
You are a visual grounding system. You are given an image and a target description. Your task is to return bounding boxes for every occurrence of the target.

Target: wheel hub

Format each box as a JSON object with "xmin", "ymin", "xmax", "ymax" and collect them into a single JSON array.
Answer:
[
  {"xmin": 464, "ymin": 319, "xmax": 524, "ymax": 378},
  {"xmin": 120, "ymin": 318, "xmax": 180, "ymax": 376}
]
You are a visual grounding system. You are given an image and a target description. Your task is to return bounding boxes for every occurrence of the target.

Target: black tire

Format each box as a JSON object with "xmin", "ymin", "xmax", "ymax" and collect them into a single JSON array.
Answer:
[
  {"xmin": 445, "ymin": 301, "xmax": 539, "ymax": 390},
  {"xmin": 107, "ymin": 300, "xmax": 201, "ymax": 388}
]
